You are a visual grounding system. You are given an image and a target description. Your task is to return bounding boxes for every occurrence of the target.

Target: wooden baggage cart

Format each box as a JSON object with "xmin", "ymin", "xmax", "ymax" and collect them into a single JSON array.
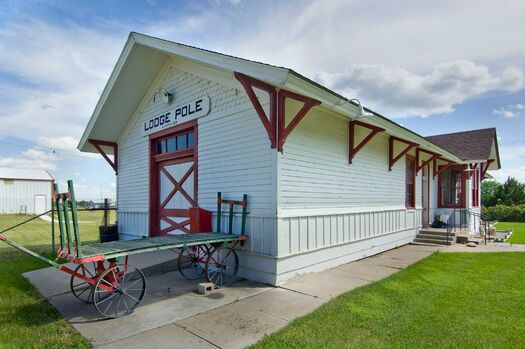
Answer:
[{"xmin": 0, "ymin": 180, "xmax": 248, "ymax": 319}]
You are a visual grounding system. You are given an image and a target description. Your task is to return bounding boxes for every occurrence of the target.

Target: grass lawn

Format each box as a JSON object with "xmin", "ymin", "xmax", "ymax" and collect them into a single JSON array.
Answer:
[
  {"xmin": 496, "ymin": 222, "xmax": 525, "ymax": 244},
  {"xmin": 251, "ymin": 253, "xmax": 525, "ymax": 349},
  {"xmin": 0, "ymin": 255, "xmax": 91, "ymax": 349}
]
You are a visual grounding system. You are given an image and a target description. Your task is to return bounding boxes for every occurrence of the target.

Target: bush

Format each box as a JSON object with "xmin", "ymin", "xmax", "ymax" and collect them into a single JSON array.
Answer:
[{"xmin": 482, "ymin": 204, "xmax": 525, "ymax": 222}]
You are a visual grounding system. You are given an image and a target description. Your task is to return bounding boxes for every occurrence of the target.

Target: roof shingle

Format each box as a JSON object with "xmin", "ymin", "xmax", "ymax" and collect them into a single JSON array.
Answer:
[{"xmin": 425, "ymin": 128, "xmax": 496, "ymax": 161}]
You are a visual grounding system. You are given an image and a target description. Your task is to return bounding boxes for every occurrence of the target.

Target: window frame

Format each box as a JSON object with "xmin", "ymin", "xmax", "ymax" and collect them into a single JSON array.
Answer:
[
  {"xmin": 438, "ymin": 165, "xmax": 466, "ymax": 208},
  {"xmin": 155, "ymin": 130, "xmax": 195, "ymax": 156},
  {"xmin": 405, "ymin": 155, "xmax": 416, "ymax": 209}
]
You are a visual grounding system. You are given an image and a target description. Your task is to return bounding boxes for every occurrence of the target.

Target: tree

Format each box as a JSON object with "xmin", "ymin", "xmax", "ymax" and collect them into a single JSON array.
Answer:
[
  {"xmin": 481, "ymin": 180, "xmax": 503, "ymax": 207},
  {"xmin": 501, "ymin": 177, "xmax": 525, "ymax": 205}
]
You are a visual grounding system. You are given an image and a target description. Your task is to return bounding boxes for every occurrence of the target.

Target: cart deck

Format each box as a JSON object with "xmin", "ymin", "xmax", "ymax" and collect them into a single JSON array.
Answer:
[{"xmin": 77, "ymin": 233, "xmax": 247, "ymax": 262}]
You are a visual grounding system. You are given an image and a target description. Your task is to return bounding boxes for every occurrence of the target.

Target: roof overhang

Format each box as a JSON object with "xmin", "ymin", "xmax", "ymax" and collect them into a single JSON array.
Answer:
[{"xmin": 79, "ymin": 32, "xmax": 467, "ymax": 163}]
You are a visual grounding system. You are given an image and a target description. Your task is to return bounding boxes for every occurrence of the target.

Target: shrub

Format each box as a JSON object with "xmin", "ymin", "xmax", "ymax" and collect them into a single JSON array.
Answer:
[{"xmin": 482, "ymin": 204, "xmax": 525, "ymax": 222}]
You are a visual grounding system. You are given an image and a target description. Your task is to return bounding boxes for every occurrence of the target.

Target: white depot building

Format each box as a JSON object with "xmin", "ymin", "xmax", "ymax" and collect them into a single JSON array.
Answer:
[{"xmin": 78, "ymin": 33, "xmax": 501, "ymax": 285}]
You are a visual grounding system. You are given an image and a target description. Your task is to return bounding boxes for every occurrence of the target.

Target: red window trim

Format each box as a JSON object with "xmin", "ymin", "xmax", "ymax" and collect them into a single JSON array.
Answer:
[
  {"xmin": 405, "ymin": 155, "xmax": 416, "ymax": 209},
  {"xmin": 437, "ymin": 164, "xmax": 466, "ymax": 208}
]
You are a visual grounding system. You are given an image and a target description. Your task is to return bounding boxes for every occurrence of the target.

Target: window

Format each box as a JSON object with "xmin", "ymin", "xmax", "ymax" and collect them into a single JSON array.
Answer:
[
  {"xmin": 156, "ymin": 131, "xmax": 194, "ymax": 155},
  {"xmin": 405, "ymin": 156, "xmax": 415, "ymax": 208},
  {"xmin": 471, "ymin": 167, "xmax": 479, "ymax": 207},
  {"xmin": 439, "ymin": 166, "xmax": 465, "ymax": 208}
]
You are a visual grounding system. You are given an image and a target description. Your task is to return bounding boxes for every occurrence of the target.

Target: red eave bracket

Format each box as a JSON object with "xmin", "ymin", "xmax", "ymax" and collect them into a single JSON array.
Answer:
[
  {"xmin": 415, "ymin": 148, "xmax": 440, "ymax": 174},
  {"xmin": 349, "ymin": 120, "xmax": 385, "ymax": 164},
  {"xmin": 433, "ymin": 157, "xmax": 455, "ymax": 179},
  {"xmin": 388, "ymin": 136, "xmax": 419, "ymax": 171},
  {"xmin": 88, "ymin": 139, "xmax": 118, "ymax": 175},
  {"xmin": 481, "ymin": 159, "xmax": 495, "ymax": 179},
  {"xmin": 234, "ymin": 72, "xmax": 278, "ymax": 148},
  {"xmin": 277, "ymin": 89, "xmax": 320, "ymax": 152}
]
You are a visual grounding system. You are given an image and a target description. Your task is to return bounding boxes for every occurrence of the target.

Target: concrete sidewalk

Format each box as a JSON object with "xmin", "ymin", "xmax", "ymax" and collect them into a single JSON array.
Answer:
[{"xmin": 24, "ymin": 244, "xmax": 443, "ymax": 349}]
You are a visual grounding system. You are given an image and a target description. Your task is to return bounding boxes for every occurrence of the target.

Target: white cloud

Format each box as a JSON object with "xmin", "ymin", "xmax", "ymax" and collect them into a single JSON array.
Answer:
[
  {"xmin": 491, "ymin": 165, "xmax": 525, "ymax": 183},
  {"xmin": 317, "ymin": 61, "xmax": 523, "ymax": 117},
  {"xmin": 494, "ymin": 108, "xmax": 517, "ymax": 118},
  {"xmin": 226, "ymin": 0, "xmax": 525, "ymax": 76},
  {"xmin": 0, "ymin": 20, "xmax": 122, "ymax": 141},
  {"xmin": 0, "ymin": 136, "xmax": 100, "ymax": 173},
  {"xmin": 0, "ymin": 149, "xmax": 58, "ymax": 171},
  {"xmin": 36, "ymin": 136, "xmax": 99, "ymax": 159},
  {"xmin": 493, "ymin": 103, "xmax": 525, "ymax": 119}
]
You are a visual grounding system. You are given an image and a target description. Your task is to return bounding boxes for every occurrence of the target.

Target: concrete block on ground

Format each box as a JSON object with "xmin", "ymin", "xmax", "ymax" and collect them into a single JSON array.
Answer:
[{"xmin": 198, "ymin": 282, "xmax": 214, "ymax": 295}]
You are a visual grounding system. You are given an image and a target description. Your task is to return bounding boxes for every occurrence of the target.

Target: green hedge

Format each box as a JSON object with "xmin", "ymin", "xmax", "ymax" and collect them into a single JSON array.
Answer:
[{"xmin": 482, "ymin": 204, "xmax": 525, "ymax": 222}]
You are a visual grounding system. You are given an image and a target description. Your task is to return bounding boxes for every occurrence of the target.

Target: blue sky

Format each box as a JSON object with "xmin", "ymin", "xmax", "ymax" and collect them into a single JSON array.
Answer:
[{"xmin": 0, "ymin": 0, "xmax": 524, "ymax": 200}]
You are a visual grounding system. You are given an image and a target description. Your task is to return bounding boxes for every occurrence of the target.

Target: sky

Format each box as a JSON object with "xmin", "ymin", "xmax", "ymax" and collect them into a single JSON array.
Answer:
[{"xmin": 0, "ymin": 0, "xmax": 524, "ymax": 200}]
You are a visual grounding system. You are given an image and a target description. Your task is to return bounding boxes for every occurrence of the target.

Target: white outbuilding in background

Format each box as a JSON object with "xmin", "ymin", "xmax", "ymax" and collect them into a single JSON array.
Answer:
[{"xmin": 0, "ymin": 167, "xmax": 54, "ymax": 215}]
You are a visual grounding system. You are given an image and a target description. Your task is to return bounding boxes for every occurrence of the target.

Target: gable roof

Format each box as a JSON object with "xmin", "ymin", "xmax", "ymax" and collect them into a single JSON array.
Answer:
[
  {"xmin": 0, "ymin": 167, "xmax": 54, "ymax": 181},
  {"xmin": 78, "ymin": 32, "xmax": 469, "ymax": 164},
  {"xmin": 426, "ymin": 128, "xmax": 500, "ymax": 170}
]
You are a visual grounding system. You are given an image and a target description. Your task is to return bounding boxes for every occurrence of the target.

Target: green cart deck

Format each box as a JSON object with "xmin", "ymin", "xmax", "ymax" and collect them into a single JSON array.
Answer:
[{"xmin": 79, "ymin": 232, "xmax": 246, "ymax": 260}]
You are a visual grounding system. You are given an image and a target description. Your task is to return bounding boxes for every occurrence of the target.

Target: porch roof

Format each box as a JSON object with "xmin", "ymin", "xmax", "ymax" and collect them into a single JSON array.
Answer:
[{"xmin": 425, "ymin": 128, "xmax": 500, "ymax": 170}]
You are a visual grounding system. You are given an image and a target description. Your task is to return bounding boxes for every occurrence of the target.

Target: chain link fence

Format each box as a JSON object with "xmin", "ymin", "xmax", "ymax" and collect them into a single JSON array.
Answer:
[{"xmin": 0, "ymin": 200, "xmax": 117, "ymax": 259}]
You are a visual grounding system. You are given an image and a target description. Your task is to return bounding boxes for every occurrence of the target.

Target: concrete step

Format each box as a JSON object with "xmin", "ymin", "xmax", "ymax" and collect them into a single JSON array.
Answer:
[
  {"xmin": 413, "ymin": 238, "xmax": 453, "ymax": 246},
  {"xmin": 418, "ymin": 229, "xmax": 453, "ymax": 237},
  {"xmin": 416, "ymin": 233, "xmax": 453, "ymax": 241}
]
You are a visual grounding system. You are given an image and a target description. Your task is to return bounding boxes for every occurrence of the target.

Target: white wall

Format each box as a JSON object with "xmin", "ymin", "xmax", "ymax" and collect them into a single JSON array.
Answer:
[
  {"xmin": 116, "ymin": 60, "xmax": 277, "ymax": 266},
  {"xmin": 273, "ymin": 107, "xmax": 423, "ymax": 282},
  {"xmin": 0, "ymin": 179, "xmax": 52, "ymax": 214}
]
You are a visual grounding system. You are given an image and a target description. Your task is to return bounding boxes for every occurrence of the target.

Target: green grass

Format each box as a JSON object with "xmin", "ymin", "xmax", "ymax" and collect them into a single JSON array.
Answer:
[
  {"xmin": 0, "ymin": 255, "xmax": 91, "ymax": 349},
  {"xmin": 251, "ymin": 253, "xmax": 525, "ymax": 349},
  {"xmin": 496, "ymin": 222, "xmax": 525, "ymax": 244},
  {"xmin": 0, "ymin": 210, "xmax": 116, "ymax": 258}
]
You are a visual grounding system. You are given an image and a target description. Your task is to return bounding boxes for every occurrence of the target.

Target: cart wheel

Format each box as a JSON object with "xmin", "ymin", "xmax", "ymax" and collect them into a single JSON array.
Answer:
[
  {"xmin": 70, "ymin": 264, "xmax": 96, "ymax": 304},
  {"xmin": 205, "ymin": 246, "xmax": 239, "ymax": 287},
  {"xmin": 178, "ymin": 245, "xmax": 208, "ymax": 280},
  {"xmin": 93, "ymin": 264, "xmax": 146, "ymax": 319}
]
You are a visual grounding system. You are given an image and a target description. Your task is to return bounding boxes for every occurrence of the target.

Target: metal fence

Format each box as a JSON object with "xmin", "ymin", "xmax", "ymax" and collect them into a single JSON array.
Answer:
[{"xmin": 0, "ymin": 201, "xmax": 117, "ymax": 259}]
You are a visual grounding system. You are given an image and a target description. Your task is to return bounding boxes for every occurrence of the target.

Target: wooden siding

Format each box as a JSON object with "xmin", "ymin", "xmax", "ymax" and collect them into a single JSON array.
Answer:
[
  {"xmin": 273, "ymin": 107, "xmax": 423, "ymax": 267},
  {"xmin": 277, "ymin": 208, "xmax": 420, "ymax": 257},
  {"xmin": 278, "ymin": 108, "xmax": 422, "ymax": 210},
  {"xmin": 116, "ymin": 61, "xmax": 276, "ymax": 246},
  {"xmin": 275, "ymin": 226, "xmax": 417, "ymax": 285}
]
